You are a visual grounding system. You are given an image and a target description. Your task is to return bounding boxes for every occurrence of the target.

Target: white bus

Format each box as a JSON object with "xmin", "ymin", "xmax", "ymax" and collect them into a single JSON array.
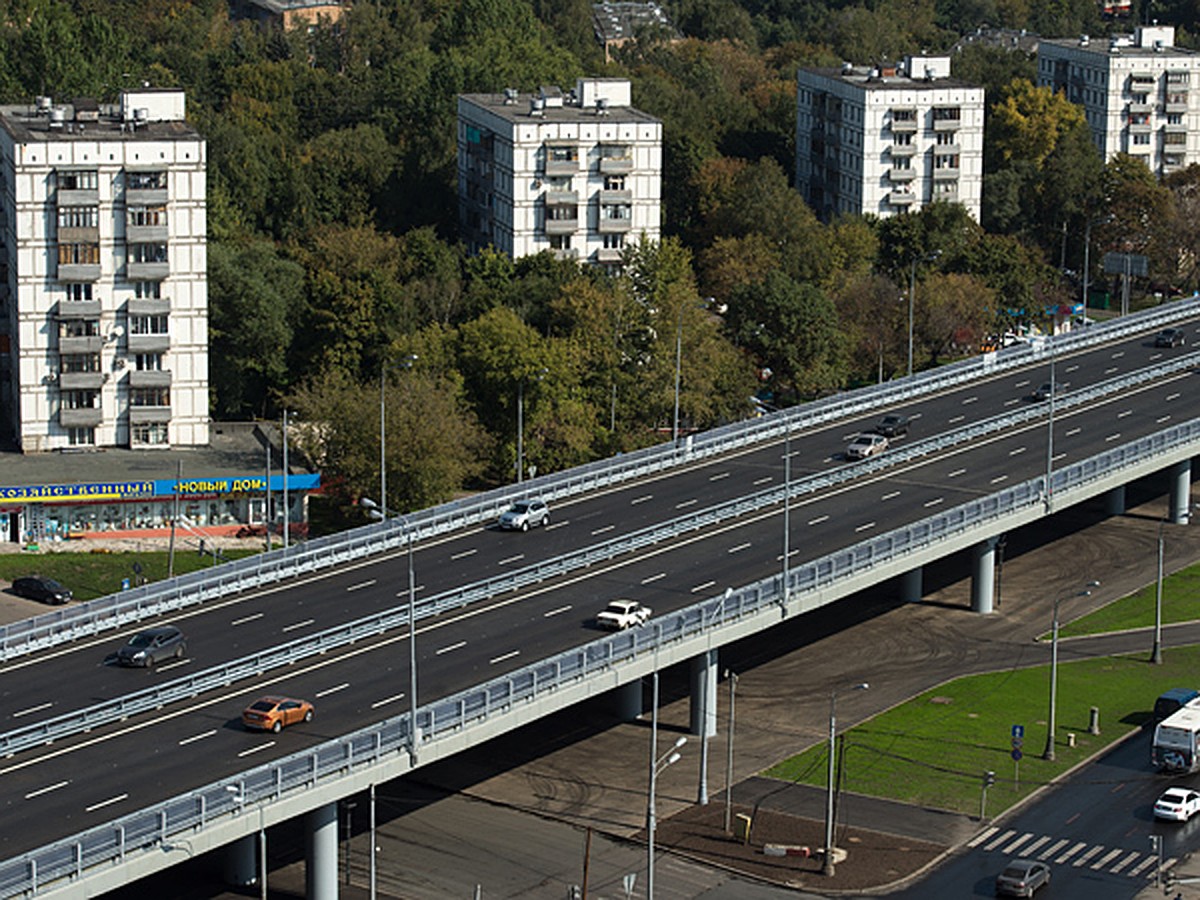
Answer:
[{"xmin": 1153, "ymin": 703, "xmax": 1200, "ymax": 773}]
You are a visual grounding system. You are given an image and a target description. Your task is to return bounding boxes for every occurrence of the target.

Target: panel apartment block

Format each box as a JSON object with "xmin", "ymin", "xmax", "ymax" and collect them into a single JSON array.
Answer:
[
  {"xmin": 458, "ymin": 78, "xmax": 662, "ymax": 266},
  {"xmin": 0, "ymin": 89, "xmax": 208, "ymax": 452},
  {"xmin": 796, "ymin": 57, "xmax": 985, "ymax": 221},
  {"xmin": 1038, "ymin": 26, "xmax": 1200, "ymax": 176}
]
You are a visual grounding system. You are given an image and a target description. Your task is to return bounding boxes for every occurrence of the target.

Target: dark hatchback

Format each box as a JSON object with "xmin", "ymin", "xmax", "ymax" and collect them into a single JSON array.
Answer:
[
  {"xmin": 10, "ymin": 575, "xmax": 72, "ymax": 605},
  {"xmin": 116, "ymin": 626, "xmax": 187, "ymax": 667},
  {"xmin": 1155, "ymin": 327, "xmax": 1186, "ymax": 348},
  {"xmin": 873, "ymin": 414, "xmax": 910, "ymax": 438}
]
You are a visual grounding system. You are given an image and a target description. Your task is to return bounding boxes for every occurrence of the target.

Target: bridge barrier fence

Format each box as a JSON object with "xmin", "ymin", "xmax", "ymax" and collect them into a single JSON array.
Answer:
[
  {"xmin": 1, "ymin": 350, "xmax": 1195, "ymax": 757},
  {"xmin": 3, "ymin": 409, "xmax": 1200, "ymax": 897},
  {"xmin": 1, "ymin": 296, "xmax": 1196, "ymax": 664}
]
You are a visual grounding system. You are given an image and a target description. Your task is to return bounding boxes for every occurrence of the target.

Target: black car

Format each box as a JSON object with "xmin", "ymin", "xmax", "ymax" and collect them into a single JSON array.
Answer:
[
  {"xmin": 1155, "ymin": 327, "xmax": 1186, "ymax": 348},
  {"xmin": 873, "ymin": 414, "xmax": 910, "ymax": 438},
  {"xmin": 10, "ymin": 575, "xmax": 72, "ymax": 605},
  {"xmin": 115, "ymin": 626, "xmax": 187, "ymax": 667}
]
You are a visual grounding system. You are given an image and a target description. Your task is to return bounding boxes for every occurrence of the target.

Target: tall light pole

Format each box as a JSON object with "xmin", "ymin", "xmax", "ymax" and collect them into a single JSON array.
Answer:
[
  {"xmin": 1044, "ymin": 337, "xmax": 1056, "ymax": 513},
  {"xmin": 400, "ymin": 513, "xmax": 418, "ymax": 762},
  {"xmin": 517, "ymin": 367, "xmax": 547, "ymax": 484},
  {"xmin": 1043, "ymin": 581, "xmax": 1099, "ymax": 761},
  {"xmin": 647, "ymin": 670, "xmax": 686, "ymax": 900},
  {"xmin": 672, "ymin": 307, "xmax": 683, "ymax": 444},
  {"xmin": 823, "ymin": 682, "xmax": 868, "ymax": 877},
  {"xmin": 782, "ymin": 422, "xmax": 791, "ymax": 610},
  {"xmin": 907, "ymin": 251, "xmax": 940, "ymax": 378},
  {"xmin": 380, "ymin": 354, "xmax": 418, "ymax": 519},
  {"xmin": 282, "ymin": 409, "xmax": 290, "ymax": 551},
  {"xmin": 723, "ymin": 669, "xmax": 738, "ymax": 834},
  {"xmin": 1153, "ymin": 516, "xmax": 1166, "ymax": 665}
]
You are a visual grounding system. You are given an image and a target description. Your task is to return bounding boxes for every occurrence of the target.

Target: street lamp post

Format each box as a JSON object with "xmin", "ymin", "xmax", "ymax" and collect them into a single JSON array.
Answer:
[
  {"xmin": 782, "ymin": 422, "xmax": 791, "ymax": 611},
  {"xmin": 1153, "ymin": 517, "xmax": 1166, "ymax": 665},
  {"xmin": 517, "ymin": 367, "xmax": 548, "ymax": 484},
  {"xmin": 1043, "ymin": 581, "xmax": 1100, "ymax": 761},
  {"xmin": 823, "ymin": 682, "xmax": 869, "ymax": 877},
  {"xmin": 672, "ymin": 308, "xmax": 683, "ymax": 444},
  {"xmin": 379, "ymin": 354, "xmax": 418, "ymax": 519},
  {"xmin": 907, "ymin": 251, "xmax": 940, "ymax": 378},
  {"xmin": 723, "ymin": 669, "xmax": 738, "ymax": 834},
  {"xmin": 647, "ymin": 671, "xmax": 686, "ymax": 900}
]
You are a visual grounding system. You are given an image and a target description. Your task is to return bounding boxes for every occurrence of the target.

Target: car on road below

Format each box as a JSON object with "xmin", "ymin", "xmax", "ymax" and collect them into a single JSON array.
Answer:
[
  {"xmin": 10, "ymin": 575, "xmax": 72, "ymax": 605},
  {"xmin": 1155, "ymin": 327, "xmax": 1186, "ymax": 348},
  {"xmin": 873, "ymin": 414, "xmax": 910, "ymax": 438},
  {"xmin": 845, "ymin": 433, "xmax": 888, "ymax": 460},
  {"xmin": 498, "ymin": 498, "xmax": 550, "ymax": 532},
  {"xmin": 995, "ymin": 858, "xmax": 1051, "ymax": 896},
  {"xmin": 1030, "ymin": 381, "xmax": 1066, "ymax": 401},
  {"xmin": 242, "ymin": 696, "xmax": 314, "ymax": 733},
  {"xmin": 1154, "ymin": 786, "xmax": 1200, "ymax": 821},
  {"xmin": 115, "ymin": 625, "xmax": 187, "ymax": 667},
  {"xmin": 596, "ymin": 599, "xmax": 652, "ymax": 630}
]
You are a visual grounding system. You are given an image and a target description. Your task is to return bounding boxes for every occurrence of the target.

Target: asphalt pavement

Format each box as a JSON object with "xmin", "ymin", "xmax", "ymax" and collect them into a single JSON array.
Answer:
[{"xmin": 86, "ymin": 482, "xmax": 1200, "ymax": 898}]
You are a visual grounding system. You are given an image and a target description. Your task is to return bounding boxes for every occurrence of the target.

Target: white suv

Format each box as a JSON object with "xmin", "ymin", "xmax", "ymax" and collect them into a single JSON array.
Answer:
[{"xmin": 497, "ymin": 498, "xmax": 550, "ymax": 532}]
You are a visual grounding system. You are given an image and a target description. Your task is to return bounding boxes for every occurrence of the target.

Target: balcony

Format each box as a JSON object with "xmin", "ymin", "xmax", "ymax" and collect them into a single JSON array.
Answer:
[
  {"xmin": 544, "ymin": 213, "xmax": 579, "ymax": 235},
  {"xmin": 56, "ymin": 300, "xmax": 101, "ymax": 319},
  {"xmin": 890, "ymin": 117, "xmax": 917, "ymax": 134},
  {"xmin": 56, "ymin": 188, "xmax": 98, "ymax": 207},
  {"xmin": 59, "ymin": 335, "xmax": 103, "ymax": 355},
  {"xmin": 128, "ymin": 369, "xmax": 172, "ymax": 388},
  {"xmin": 1128, "ymin": 101, "xmax": 1153, "ymax": 115},
  {"xmin": 888, "ymin": 167, "xmax": 916, "ymax": 183},
  {"xmin": 126, "ymin": 223, "xmax": 168, "ymax": 243},
  {"xmin": 1165, "ymin": 95, "xmax": 1189, "ymax": 113},
  {"xmin": 545, "ymin": 190, "xmax": 579, "ymax": 206},
  {"xmin": 59, "ymin": 407, "xmax": 102, "ymax": 428},
  {"xmin": 599, "ymin": 189, "xmax": 633, "ymax": 204},
  {"xmin": 1165, "ymin": 121, "xmax": 1188, "ymax": 134},
  {"xmin": 932, "ymin": 117, "xmax": 961, "ymax": 132},
  {"xmin": 1128, "ymin": 120, "xmax": 1152, "ymax": 134},
  {"xmin": 550, "ymin": 248, "xmax": 579, "ymax": 261},
  {"xmin": 598, "ymin": 145, "xmax": 633, "ymax": 174},
  {"xmin": 60, "ymin": 371, "xmax": 104, "ymax": 390},
  {"xmin": 128, "ymin": 333, "xmax": 170, "ymax": 353},
  {"xmin": 58, "ymin": 226, "xmax": 99, "ymax": 244},
  {"xmin": 128, "ymin": 297, "xmax": 170, "ymax": 316},
  {"xmin": 129, "ymin": 406, "xmax": 171, "ymax": 425},
  {"xmin": 544, "ymin": 146, "xmax": 579, "ymax": 176},
  {"xmin": 57, "ymin": 263, "xmax": 100, "ymax": 282},
  {"xmin": 127, "ymin": 261, "xmax": 169, "ymax": 281},
  {"xmin": 888, "ymin": 190, "xmax": 916, "ymax": 206},
  {"xmin": 890, "ymin": 143, "xmax": 916, "ymax": 158},
  {"xmin": 933, "ymin": 166, "xmax": 960, "ymax": 180},
  {"xmin": 598, "ymin": 213, "xmax": 632, "ymax": 233},
  {"xmin": 595, "ymin": 248, "xmax": 623, "ymax": 263}
]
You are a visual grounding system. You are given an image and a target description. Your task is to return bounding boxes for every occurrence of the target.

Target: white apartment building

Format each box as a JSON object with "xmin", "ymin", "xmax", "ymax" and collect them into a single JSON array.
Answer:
[
  {"xmin": 0, "ymin": 88, "xmax": 208, "ymax": 453},
  {"xmin": 1038, "ymin": 26, "xmax": 1200, "ymax": 176},
  {"xmin": 457, "ymin": 78, "xmax": 661, "ymax": 266},
  {"xmin": 795, "ymin": 57, "xmax": 985, "ymax": 221}
]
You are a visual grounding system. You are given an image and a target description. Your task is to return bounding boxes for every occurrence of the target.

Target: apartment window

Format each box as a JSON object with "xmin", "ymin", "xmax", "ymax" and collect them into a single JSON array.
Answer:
[
  {"xmin": 131, "ymin": 386, "xmax": 170, "ymax": 407},
  {"xmin": 600, "ymin": 204, "xmax": 632, "ymax": 221},
  {"xmin": 935, "ymin": 132, "xmax": 955, "ymax": 146},
  {"xmin": 547, "ymin": 205, "xmax": 577, "ymax": 222},
  {"xmin": 65, "ymin": 284, "xmax": 93, "ymax": 302},
  {"xmin": 933, "ymin": 181, "xmax": 957, "ymax": 196},
  {"xmin": 547, "ymin": 146, "xmax": 578, "ymax": 164},
  {"xmin": 60, "ymin": 319, "xmax": 99, "ymax": 338},
  {"xmin": 893, "ymin": 157, "xmax": 911, "ymax": 170},
  {"xmin": 134, "ymin": 281, "xmax": 161, "ymax": 299},
  {"xmin": 933, "ymin": 107, "xmax": 961, "ymax": 122},
  {"xmin": 61, "ymin": 353, "xmax": 100, "ymax": 373},
  {"xmin": 67, "ymin": 426, "xmax": 95, "ymax": 446},
  {"xmin": 893, "ymin": 133, "xmax": 913, "ymax": 146},
  {"xmin": 1164, "ymin": 132, "xmax": 1187, "ymax": 146},
  {"xmin": 58, "ymin": 243, "xmax": 99, "ymax": 265},
  {"xmin": 127, "ymin": 171, "xmax": 166, "ymax": 190},
  {"xmin": 892, "ymin": 109, "xmax": 916, "ymax": 122},
  {"xmin": 935, "ymin": 154, "xmax": 959, "ymax": 169},
  {"xmin": 128, "ymin": 205, "xmax": 167, "ymax": 226},
  {"xmin": 58, "ymin": 170, "xmax": 97, "ymax": 191},
  {"xmin": 1133, "ymin": 133, "xmax": 1151, "ymax": 145},
  {"xmin": 129, "ymin": 243, "xmax": 168, "ymax": 264},
  {"xmin": 131, "ymin": 314, "xmax": 168, "ymax": 335},
  {"xmin": 547, "ymin": 176, "xmax": 572, "ymax": 191},
  {"xmin": 1167, "ymin": 113, "xmax": 1184, "ymax": 125},
  {"xmin": 602, "ymin": 233, "xmax": 625, "ymax": 250},
  {"xmin": 604, "ymin": 175, "xmax": 627, "ymax": 190},
  {"xmin": 549, "ymin": 234, "xmax": 572, "ymax": 250},
  {"xmin": 57, "ymin": 206, "xmax": 98, "ymax": 228},
  {"xmin": 131, "ymin": 422, "xmax": 169, "ymax": 445},
  {"xmin": 63, "ymin": 390, "xmax": 99, "ymax": 409},
  {"xmin": 135, "ymin": 353, "xmax": 165, "ymax": 371}
]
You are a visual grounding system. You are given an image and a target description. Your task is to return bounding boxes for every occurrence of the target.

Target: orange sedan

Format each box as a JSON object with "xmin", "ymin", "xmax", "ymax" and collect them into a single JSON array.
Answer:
[{"xmin": 242, "ymin": 696, "xmax": 314, "ymax": 733}]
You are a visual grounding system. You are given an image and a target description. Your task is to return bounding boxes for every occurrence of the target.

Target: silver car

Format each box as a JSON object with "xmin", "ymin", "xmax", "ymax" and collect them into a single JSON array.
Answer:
[
  {"xmin": 995, "ymin": 859, "xmax": 1050, "ymax": 897},
  {"xmin": 497, "ymin": 499, "xmax": 550, "ymax": 532},
  {"xmin": 845, "ymin": 433, "xmax": 888, "ymax": 460}
]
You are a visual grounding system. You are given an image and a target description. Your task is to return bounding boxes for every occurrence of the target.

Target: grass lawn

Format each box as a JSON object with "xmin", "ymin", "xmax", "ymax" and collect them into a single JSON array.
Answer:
[
  {"xmin": 1057, "ymin": 561, "xmax": 1200, "ymax": 638},
  {"xmin": 764, "ymin": 647, "xmax": 1199, "ymax": 818},
  {"xmin": 0, "ymin": 548, "xmax": 259, "ymax": 603}
]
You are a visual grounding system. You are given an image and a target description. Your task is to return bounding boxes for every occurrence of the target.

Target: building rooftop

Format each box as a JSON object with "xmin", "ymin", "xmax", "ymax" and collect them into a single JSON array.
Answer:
[
  {"xmin": 460, "ymin": 85, "xmax": 660, "ymax": 127},
  {"xmin": 804, "ymin": 61, "xmax": 981, "ymax": 93},
  {"xmin": 1040, "ymin": 26, "xmax": 1200, "ymax": 58},
  {"xmin": 0, "ymin": 90, "xmax": 200, "ymax": 145}
]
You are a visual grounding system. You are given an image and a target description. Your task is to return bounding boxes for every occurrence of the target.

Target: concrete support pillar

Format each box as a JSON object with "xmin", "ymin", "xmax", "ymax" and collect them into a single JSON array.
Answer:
[
  {"xmin": 901, "ymin": 567, "xmax": 923, "ymax": 604},
  {"xmin": 689, "ymin": 649, "xmax": 718, "ymax": 738},
  {"xmin": 222, "ymin": 834, "xmax": 257, "ymax": 887},
  {"xmin": 1104, "ymin": 484, "xmax": 1126, "ymax": 517},
  {"xmin": 1169, "ymin": 460, "xmax": 1192, "ymax": 525},
  {"xmin": 610, "ymin": 679, "xmax": 642, "ymax": 721},
  {"xmin": 306, "ymin": 802, "xmax": 338, "ymax": 900},
  {"xmin": 971, "ymin": 538, "xmax": 996, "ymax": 615}
]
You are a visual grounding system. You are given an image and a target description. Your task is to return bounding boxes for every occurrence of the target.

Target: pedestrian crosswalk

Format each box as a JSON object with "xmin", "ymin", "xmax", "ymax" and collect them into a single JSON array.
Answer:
[{"xmin": 967, "ymin": 826, "xmax": 1176, "ymax": 880}]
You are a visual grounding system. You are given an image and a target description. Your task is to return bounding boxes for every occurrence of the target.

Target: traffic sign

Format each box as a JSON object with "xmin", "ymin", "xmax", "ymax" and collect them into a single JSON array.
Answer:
[
  {"xmin": 1011, "ymin": 724, "xmax": 1024, "ymax": 739},
  {"xmin": 1012, "ymin": 737, "xmax": 1023, "ymax": 750},
  {"xmin": 1012, "ymin": 748, "xmax": 1023, "ymax": 761}
]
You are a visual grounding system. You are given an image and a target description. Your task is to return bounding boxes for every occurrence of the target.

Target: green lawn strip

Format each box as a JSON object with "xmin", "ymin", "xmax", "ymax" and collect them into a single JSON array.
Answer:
[
  {"xmin": 1057, "ymin": 562, "xmax": 1200, "ymax": 637},
  {"xmin": 0, "ymin": 549, "xmax": 258, "ymax": 602},
  {"xmin": 764, "ymin": 648, "xmax": 1200, "ymax": 817}
]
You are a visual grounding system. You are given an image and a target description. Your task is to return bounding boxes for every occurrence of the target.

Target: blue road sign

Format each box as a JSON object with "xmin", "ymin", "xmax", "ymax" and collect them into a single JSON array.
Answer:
[
  {"xmin": 1012, "ymin": 748, "xmax": 1023, "ymax": 761},
  {"xmin": 1012, "ymin": 724, "xmax": 1024, "ymax": 739}
]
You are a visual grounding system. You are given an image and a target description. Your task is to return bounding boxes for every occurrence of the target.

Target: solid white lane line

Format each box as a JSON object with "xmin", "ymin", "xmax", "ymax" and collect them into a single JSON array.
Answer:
[
  {"xmin": 543, "ymin": 605, "xmax": 571, "ymax": 618},
  {"xmin": 591, "ymin": 525, "xmax": 615, "ymax": 535},
  {"xmin": 315, "ymin": 683, "xmax": 350, "ymax": 698},
  {"xmin": 490, "ymin": 650, "xmax": 519, "ymax": 665},
  {"xmin": 855, "ymin": 522, "xmax": 875, "ymax": 532},
  {"xmin": 371, "ymin": 693, "xmax": 404, "ymax": 709},
  {"xmin": 282, "ymin": 619, "xmax": 315, "ymax": 633},
  {"xmin": 990, "ymin": 475, "xmax": 1008, "ymax": 484},
  {"xmin": 630, "ymin": 495, "xmax": 654, "ymax": 505},
  {"xmin": 961, "ymin": 396, "xmax": 978, "ymax": 405},
  {"xmin": 709, "ymin": 472, "xmax": 730, "ymax": 481},
  {"xmin": 947, "ymin": 469, "xmax": 966, "ymax": 478},
  {"xmin": 640, "ymin": 573, "xmax": 666, "ymax": 585},
  {"xmin": 881, "ymin": 491, "xmax": 901, "ymax": 501},
  {"xmin": 692, "ymin": 580, "xmax": 716, "ymax": 593},
  {"xmin": 1106, "ymin": 432, "xmax": 1121, "ymax": 442},
  {"xmin": 450, "ymin": 549, "xmax": 477, "ymax": 560},
  {"xmin": 498, "ymin": 554, "xmax": 525, "ymax": 566},
  {"xmin": 13, "ymin": 702, "xmax": 53, "ymax": 719},
  {"xmin": 1117, "ymin": 409, "xmax": 1132, "ymax": 418},
  {"xmin": 436, "ymin": 641, "xmax": 467, "ymax": 655},
  {"xmin": 232, "ymin": 613, "xmax": 263, "ymax": 626},
  {"xmin": 809, "ymin": 515, "xmax": 829, "ymax": 525},
  {"xmin": 676, "ymin": 499, "xmax": 698, "ymax": 509},
  {"xmin": 948, "ymin": 415, "xmax": 965, "ymax": 424},
  {"xmin": 346, "ymin": 580, "xmax": 376, "ymax": 592},
  {"xmin": 1008, "ymin": 447, "xmax": 1026, "ymax": 456},
  {"xmin": 25, "ymin": 781, "xmax": 69, "ymax": 800},
  {"xmin": 1065, "ymin": 427, "xmax": 1081, "ymax": 437},
  {"xmin": 237, "ymin": 743, "xmax": 275, "ymax": 759},
  {"xmin": 178, "ymin": 729, "xmax": 217, "ymax": 746},
  {"xmin": 1167, "ymin": 392, "xmax": 1181, "ymax": 401},
  {"xmin": 85, "ymin": 793, "xmax": 129, "ymax": 812},
  {"xmin": 728, "ymin": 542, "xmax": 752, "ymax": 554}
]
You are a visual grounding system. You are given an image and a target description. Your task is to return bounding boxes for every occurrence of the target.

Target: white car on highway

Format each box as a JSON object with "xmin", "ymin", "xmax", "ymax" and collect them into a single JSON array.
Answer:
[
  {"xmin": 497, "ymin": 498, "xmax": 550, "ymax": 532},
  {"xmin": 845, "ymin": 433, "xmax": 888, "ymax": 460},
  {"xmin": 596, "ymin": 599, "xmax": 652, "ymax": 630}
]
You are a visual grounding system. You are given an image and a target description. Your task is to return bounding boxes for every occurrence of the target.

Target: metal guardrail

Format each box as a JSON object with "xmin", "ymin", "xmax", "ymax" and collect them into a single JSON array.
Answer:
[
  {"xmin": 3, "ymin": 350, "xmax": 1195, "ymax": 758},
  {"xmin": 5, "ymin": 412, "xmax": 1200, "ymax": 898},
  {"xmin": 0, "ymin": 295, "xmax": 1196, "ymax": 668}
]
